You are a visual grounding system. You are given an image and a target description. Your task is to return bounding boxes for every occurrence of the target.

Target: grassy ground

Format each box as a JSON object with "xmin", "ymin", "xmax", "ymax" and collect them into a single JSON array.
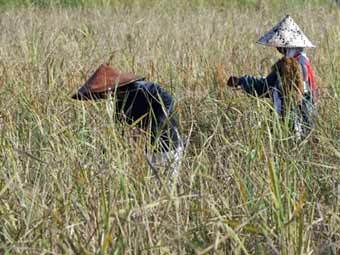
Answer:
[{"xmin": 0, "ymin": 1, "xmax": 339, "ymax": 254}]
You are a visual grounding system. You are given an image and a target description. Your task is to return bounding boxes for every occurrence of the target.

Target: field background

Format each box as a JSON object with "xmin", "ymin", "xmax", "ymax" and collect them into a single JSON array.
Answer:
[{"xmin": 0, "ymin": 0, "xmax": 339, "ymax": 254}]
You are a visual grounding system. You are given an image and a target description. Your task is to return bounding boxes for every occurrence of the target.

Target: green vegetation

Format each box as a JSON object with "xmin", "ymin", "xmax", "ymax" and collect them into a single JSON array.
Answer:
[{"xmin": 0, "ymin": 0, "xmax": 339, "ymax": 254}]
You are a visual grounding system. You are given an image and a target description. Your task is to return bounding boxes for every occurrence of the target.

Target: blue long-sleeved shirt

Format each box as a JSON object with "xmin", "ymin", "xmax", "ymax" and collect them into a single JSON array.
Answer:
[
  {"xmin": 238, "ymin": 62, "xmax": 316, "ymax": 137},
  {"xmin": 116, "ymin": 81, "xmax": 181, "ymax": 152}
]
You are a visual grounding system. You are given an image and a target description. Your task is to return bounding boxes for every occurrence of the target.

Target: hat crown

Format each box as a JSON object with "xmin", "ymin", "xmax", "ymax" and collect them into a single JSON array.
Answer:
[
  {"xmin": 72, "ymin": 64, "xmax": 145, "ymax": 100},
  {"xmin": 257, "ymin": 15, "xmax": 315, "ymax": 48}
]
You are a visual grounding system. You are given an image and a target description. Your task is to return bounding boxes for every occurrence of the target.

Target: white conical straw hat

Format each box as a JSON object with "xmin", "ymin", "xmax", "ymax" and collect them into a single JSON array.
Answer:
[{"xmin": 257, "ymin": 15, "xmax": 315, "ymax": 48}]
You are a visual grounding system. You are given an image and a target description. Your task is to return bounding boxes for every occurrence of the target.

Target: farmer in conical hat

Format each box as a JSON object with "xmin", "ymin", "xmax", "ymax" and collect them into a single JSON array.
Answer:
[
  {"xmin": 72, "ymin": 64, "xmax": 183, "ymax": 178},
  {"xmin": 227, "ymin": 15, "xmax": 319, "ymax": 139}
]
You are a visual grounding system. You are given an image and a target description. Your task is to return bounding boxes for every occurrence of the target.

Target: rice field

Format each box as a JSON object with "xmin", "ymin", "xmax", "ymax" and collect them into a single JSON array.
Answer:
[{"xmin": 0, "ymin": 0, "xmax": 339, "ymax": 254}]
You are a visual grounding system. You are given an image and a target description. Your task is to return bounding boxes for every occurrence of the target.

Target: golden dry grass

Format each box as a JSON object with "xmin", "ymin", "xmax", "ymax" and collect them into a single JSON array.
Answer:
[{"xmin": 0, "ymin": 1, "xmax": 339, "ymax": 254}]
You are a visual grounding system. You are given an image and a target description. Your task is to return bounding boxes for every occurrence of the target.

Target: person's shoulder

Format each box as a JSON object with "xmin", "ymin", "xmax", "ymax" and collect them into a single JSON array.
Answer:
[
  {"xmin": 136, "ymin": 80, "xmax": 167, "ymax": 92},
  {"xmin": 297, "ymin": 52, "xmax": 309, "ymax": 64},
  {"xmin": 273, "ymin": 56, "xmax": 301, "ymax": 72},
  {"xmin": 134, "ymin": 80, "xmax": 155, "ymax": 88}
]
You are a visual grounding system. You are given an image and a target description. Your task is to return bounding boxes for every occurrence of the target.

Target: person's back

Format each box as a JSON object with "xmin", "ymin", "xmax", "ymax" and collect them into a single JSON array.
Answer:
[{"xmin": 116, "ymin": 80, "xmax": 181, "ymax": 153}]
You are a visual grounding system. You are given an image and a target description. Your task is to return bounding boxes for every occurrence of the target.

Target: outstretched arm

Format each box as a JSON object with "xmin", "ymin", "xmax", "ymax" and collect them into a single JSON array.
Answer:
[{"xmin": 228, "ymin": 71, "xmax": 277, "ymax": 97}]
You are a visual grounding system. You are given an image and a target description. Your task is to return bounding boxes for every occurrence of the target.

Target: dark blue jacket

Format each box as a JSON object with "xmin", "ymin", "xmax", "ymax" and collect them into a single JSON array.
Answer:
[
  {"xmin": 238, "ymin": 71, "xmax": 316, "ymax": 137},
  {"xmin": 116, "ymin": 81, "xmax": 181, "ymax": 152}
]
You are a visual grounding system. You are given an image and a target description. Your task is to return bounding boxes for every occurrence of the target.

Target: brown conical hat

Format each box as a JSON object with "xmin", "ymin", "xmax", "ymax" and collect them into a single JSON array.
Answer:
[{"xmin": 72, "ymin": 64, "xmax": 145, "ymax": 100}]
